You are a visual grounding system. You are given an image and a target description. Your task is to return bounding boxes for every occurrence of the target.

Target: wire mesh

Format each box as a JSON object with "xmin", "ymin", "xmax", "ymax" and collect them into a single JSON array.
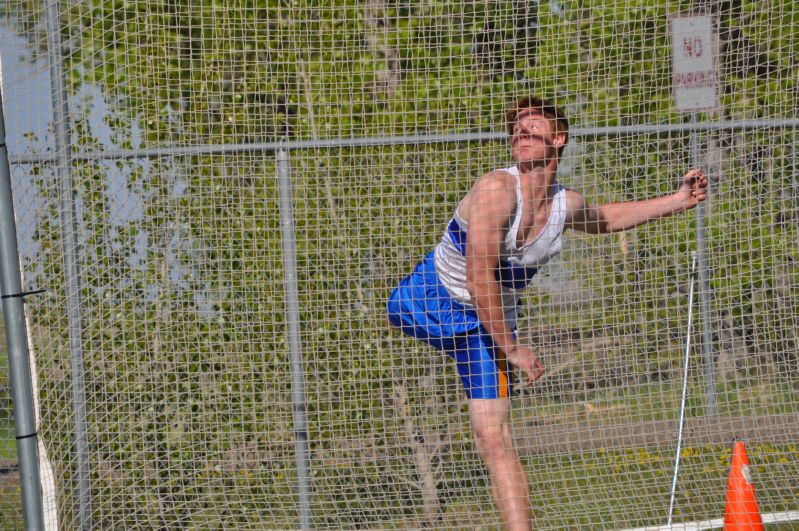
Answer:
[{"xmin": 0, "ymin": 0, "xmax": 797, "ymax": 529}]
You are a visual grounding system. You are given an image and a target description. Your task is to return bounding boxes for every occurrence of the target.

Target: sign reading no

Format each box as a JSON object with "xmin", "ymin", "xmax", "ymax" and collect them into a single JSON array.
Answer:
[{"xmin": 670, "ymin": 15, "xmax": 719, "ymax": 112}]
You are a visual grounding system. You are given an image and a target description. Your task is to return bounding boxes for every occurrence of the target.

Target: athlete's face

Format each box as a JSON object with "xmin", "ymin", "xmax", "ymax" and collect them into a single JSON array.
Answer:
[{"xmin": 510, "ymin": 110, "xmax": 564, "ymax": 163}]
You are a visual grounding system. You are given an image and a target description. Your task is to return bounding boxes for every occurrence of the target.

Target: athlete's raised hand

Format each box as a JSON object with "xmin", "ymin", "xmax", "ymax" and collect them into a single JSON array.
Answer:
[{"xmin": 678, "ymin": 168, "xmax": 709, "ymax": 209}]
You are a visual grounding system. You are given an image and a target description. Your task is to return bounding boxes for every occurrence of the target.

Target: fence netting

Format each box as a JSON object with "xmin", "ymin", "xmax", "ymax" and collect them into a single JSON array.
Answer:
[{"xmin": 1, "ymin": 0, "xmax": 797, "ymax": 529}]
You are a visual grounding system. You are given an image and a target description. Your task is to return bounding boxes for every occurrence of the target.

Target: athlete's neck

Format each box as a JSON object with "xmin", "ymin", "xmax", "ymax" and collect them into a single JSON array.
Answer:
[{"xmin": 516, "ymin": 158, "xmax": 558, "ymax": 201}]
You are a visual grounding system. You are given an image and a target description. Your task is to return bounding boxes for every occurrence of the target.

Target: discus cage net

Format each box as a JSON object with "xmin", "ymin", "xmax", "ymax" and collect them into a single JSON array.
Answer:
[{"xmin": 0, "ymin": 0, "xmax": 797, "ymax": 529}]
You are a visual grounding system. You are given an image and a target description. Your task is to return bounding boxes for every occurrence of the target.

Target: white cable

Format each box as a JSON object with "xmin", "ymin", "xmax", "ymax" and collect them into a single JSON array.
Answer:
[{"xmin": 668, "ymin": 252, "xmax": 698, "ymax": 525}]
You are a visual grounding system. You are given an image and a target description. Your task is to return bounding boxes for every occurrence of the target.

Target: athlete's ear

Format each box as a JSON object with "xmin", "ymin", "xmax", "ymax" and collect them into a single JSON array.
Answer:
[{"xmin": 554, "ymin": 132, "xmax": 567, "ymax": 150}]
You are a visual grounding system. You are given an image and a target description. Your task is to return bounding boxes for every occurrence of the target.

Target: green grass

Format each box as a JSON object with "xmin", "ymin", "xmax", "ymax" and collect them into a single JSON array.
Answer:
[
  {"xmin": 1, "ymin": 316, "xmax": 22, "ymax": 531},
  {"xmin": 526, "ymin": 443, "xmax": 799, "ymax": 529},
  {"xmin": 499, "ymin": 376, "xmax": 799, "ymax": 529},
  {"xmin": 428, "ymin": 439, "xmax": 799, "ymax": 529},
  {"xmin": 1, "ymin": 316, "xmax": 17, "ymax": 460},
  {"xmin": 1, "ymin": 406, "xmax": 21, "ymax": 531},
  {"xmin": 1, "ymin": 403, "xmax": 22, "ymax": 531},
  {"xmin": 0, "ymin": 422, "xmax": 16, "ymax": 460}
]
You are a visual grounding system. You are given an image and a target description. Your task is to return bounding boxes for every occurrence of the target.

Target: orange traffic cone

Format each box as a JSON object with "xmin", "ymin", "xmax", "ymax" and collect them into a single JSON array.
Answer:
[{"xmin": 723, "ymin": 441, "xmax": 764, "ymax": 530}]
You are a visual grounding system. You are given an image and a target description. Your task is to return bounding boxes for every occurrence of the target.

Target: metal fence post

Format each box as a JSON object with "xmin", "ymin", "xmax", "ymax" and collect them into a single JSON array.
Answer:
[
  {"xmin": 277, "ymin": 149, "xmax": 312, "ymax": 529},
  {"xmin": 690, "ymin": 113, "xmax": 717, "ymax": 417},
  {"xmin": 44, "ymin": 0, "xmax": 92, "ymax": 526},
  {"xmin": 0, "ymin": 69, "xmax": 45, "ymax": 531}
]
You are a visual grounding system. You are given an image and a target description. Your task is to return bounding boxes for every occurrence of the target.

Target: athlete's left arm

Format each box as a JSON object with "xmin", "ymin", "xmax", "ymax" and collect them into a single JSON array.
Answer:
[{"xmin": 565, "ymin": 169, "xmax": 708, "ymax": 234}]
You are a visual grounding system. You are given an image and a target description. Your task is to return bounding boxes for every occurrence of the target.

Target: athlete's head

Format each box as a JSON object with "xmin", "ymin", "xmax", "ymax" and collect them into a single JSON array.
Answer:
[{"xmin": 506, "ymin": 96, "xmax": 569, "ymax": 162}]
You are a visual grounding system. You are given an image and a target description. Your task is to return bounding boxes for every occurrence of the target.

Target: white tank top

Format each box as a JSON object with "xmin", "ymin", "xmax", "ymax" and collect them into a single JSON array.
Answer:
[{"xmin": 434, "ymin": 165, "xmax": 568, "ymax": 325}]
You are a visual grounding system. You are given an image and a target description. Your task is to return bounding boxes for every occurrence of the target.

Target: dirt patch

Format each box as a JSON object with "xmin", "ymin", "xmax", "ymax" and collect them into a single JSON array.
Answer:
[{"xmin": 516, "ymin": 413, "xmax": 799, "ymax": 454}]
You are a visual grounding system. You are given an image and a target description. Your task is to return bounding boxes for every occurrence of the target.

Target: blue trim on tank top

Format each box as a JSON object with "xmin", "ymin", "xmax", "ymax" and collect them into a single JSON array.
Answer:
[
  {"xmin": 447, "ymin": 218, "xmax": 467, "ymax": 255},
  {"xmin": 496, "ymin": 260, "xmax": 538, "ymax": 290},
  {"xmin": 446, "ymin": 217, "xmax": 538, "ymax": 289}
]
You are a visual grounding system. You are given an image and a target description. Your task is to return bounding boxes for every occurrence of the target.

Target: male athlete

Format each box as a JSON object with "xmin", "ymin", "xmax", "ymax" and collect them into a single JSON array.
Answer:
[{"xmin": 387, "ymin": 96, "xmax": 708, "ymax": 530}]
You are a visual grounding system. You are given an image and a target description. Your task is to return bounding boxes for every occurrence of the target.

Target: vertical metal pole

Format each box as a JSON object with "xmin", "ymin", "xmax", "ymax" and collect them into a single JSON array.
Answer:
[
  {"xmin": 690, "ymin": 113, "xmax": 717, "ymax": 417},
  {"xmin": 277, "ymin": 149, "xmax": 312, "ymax": 529},
  {"xmin": 44, "ymin": 0, "xmax": 92, "ymax": 526},
  {"xmin": 0, "ymin": 67, "xmax": 46, "ymax": 531}
]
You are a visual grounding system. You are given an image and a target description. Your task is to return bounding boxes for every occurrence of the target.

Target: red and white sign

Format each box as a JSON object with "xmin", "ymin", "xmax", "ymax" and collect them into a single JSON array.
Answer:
[{"xmin": 670, "ymin": 15, "xmax": 719, "ymax": 111}]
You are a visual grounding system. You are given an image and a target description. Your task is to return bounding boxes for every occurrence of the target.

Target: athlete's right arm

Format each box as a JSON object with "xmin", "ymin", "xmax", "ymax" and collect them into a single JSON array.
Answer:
[
  {"xmin": 464, "ymin": 173, "xmax": 545, "ymax": 385},
  {"xmin": 464, "ymin": 172, "xmax": 516, "ymax": 352}
]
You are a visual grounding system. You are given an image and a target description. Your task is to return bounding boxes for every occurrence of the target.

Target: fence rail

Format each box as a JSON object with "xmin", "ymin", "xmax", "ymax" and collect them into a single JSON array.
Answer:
[{"xmin": 8, "ymin": 118, "xmax": 799, "ymax": 164}]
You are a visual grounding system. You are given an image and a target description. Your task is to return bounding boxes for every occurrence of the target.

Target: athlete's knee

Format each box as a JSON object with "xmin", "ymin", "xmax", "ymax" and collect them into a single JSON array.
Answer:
[
  {"xmin": 473, "ymin": 424, "xmax": 505, "ymax": 457},
  {"xmin": 470, "ymin": 400, "xmax": 512, "ymax": 456},
  {"xmin": 472, "ymin": 420, "xmax": 513, "ymax": 460}
]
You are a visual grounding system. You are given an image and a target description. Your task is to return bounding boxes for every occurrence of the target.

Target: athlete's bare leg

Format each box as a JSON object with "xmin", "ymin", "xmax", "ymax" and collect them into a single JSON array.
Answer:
[{"xmin": 469, "ymin": 398, "xmax": 531, "ymax": 531}]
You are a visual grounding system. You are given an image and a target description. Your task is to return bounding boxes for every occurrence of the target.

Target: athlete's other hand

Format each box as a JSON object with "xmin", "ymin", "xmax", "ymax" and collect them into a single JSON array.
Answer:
[
  {"xmin": 678, "ymin": 168, "xmax": 709, "ymax": 209},
  {"xmin": 507, "ymin": 345, "xmax": 545, "ymax": 386}
]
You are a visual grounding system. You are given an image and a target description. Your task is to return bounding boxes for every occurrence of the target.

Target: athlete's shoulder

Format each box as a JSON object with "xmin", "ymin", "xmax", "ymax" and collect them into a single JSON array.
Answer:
[
  {"xmin": 459, "ymin": 169, "xmax": 517, "ymax": 223},
  {"xmin": 471, "ymin": 168, "xmax": 517, "ymax": 199}
]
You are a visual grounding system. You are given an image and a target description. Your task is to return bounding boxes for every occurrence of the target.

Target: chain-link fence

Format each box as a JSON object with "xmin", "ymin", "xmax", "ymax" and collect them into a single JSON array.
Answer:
[{"xmin": 1, "ymin": 1, "xmax": 798, "ymax": 529}]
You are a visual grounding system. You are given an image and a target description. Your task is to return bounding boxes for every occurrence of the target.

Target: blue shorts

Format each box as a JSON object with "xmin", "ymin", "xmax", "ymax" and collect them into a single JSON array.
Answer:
[{"xmin": 387, "ymin": 251, "xmax": 513, "ymax": 399}]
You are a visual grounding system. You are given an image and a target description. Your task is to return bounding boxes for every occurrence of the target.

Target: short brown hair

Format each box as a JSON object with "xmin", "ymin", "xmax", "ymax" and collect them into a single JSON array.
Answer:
[{"xmin": 506, "ymin": 96, "xmax": 569, "ymax": 157}]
